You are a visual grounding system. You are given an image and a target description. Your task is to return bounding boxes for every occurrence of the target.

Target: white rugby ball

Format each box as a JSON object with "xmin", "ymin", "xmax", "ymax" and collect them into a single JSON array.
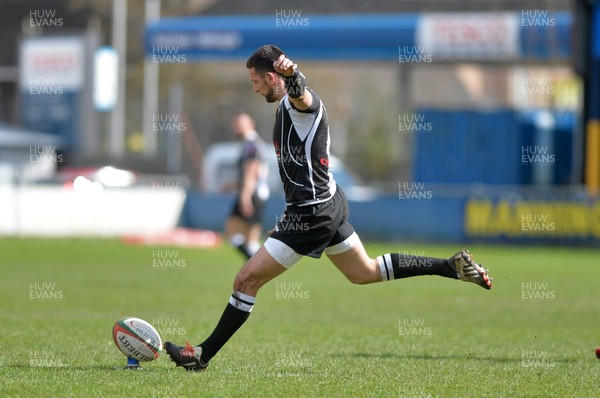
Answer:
[{"xmin": 112, "ymin": 317, "xmax": 162, "ymax": 362}]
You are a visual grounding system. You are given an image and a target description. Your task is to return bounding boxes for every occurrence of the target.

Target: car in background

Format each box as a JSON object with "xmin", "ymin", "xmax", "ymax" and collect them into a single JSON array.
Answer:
[{"xmin": 201, "ymin": 142, "xmax": 377, "ymax": 201}]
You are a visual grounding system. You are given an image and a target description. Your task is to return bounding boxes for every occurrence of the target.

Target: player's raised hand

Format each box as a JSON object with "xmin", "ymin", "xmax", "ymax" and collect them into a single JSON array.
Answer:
[{"xmin": 273, "ymin": 54, "xmax": 297, "ymax": 77}]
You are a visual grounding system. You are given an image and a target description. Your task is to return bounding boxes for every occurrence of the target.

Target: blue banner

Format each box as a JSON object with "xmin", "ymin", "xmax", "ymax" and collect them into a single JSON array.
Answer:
[
  {"xmin": 145, "ymin": 12, "xmax": 572, "ymax": 62},
  {"xmin": 146, "ymin": 14, "xmax": 418, "ymax": 61}
]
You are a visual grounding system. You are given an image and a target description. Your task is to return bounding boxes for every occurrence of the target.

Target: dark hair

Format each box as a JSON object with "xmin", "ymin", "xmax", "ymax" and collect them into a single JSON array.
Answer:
[{"xmin": 246, "ymin": 44, "xmax": 284, "ymax": 75}]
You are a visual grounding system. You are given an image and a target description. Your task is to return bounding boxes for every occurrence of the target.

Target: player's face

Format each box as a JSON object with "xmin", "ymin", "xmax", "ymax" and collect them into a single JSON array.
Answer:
[
  {"xmin": 231, "ymin": 118, "xmax": 244, "ymax": 139},
  {"xmin": 232, "ymin": 114, "xmax": 253, "ymax": 139},
  {"xmin": 248, "ymin": 68, "xmax": 277, "ymax": 103}
]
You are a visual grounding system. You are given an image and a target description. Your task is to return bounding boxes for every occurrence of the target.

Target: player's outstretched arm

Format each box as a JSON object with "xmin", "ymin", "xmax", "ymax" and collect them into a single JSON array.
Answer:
[{"xmin": 273, "ymin": 54, "xmax": 313, "ymax": 111}]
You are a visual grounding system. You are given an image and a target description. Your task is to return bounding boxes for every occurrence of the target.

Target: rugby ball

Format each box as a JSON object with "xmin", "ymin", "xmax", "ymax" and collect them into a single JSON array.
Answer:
[{"xmin": 112, "ymin": 317, "xmax": 162, "ymax": 362}]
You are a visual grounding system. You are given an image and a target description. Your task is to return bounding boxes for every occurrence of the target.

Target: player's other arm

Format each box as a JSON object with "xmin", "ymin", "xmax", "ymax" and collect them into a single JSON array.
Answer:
[
  {"xmin": 240, "ymin": 158, "xmax": 260, "ymax": 217},
  {"xmin": 273, "ymin": 54, "xmax": 313, "ymax": 111}
]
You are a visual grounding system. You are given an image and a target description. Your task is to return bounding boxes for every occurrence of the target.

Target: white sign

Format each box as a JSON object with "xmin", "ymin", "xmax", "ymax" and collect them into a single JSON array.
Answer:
[
  {"xmin": 94, "ymin": 47, "xmax": 118, "ymax": 111},
  {"xmin": 19, "ymin": 36, "xmax": 85, "ymax": 92},
  {"xmin": 417, "ymin": 13, "xmax": 520, "ymax": 61}
]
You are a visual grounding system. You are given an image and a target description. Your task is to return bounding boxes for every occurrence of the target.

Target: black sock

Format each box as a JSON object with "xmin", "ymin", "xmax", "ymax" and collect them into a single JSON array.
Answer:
[
  {"xmin": 198, "ymin": 291, "xmax": 255, "ymax": 363},
  {"xmin": 234, "ymin": 243, "xmax": 253, "ymax": 259},
  {"xmin": 231, "ymin": 234, "xmax": 252, "ymax": 259},
  {"xmin": 376, "ymin": 253, "xmax": 458, "ymax": 281}
]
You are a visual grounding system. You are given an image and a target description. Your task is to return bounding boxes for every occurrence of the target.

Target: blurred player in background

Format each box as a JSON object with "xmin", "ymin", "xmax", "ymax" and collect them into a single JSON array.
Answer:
[
  {"xmin": 165, "ymin": 45, "xmax": 493, "ymax": 371},
  {"xmin": 225, "ymin": 113, "xmax": 270, "ymax": 260}
]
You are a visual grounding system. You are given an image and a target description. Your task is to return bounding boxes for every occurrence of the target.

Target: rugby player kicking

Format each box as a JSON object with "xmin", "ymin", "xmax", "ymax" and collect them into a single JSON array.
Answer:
[{"xmin": 164, "ymin": 45, "xmax": 492, "ymax": 371}]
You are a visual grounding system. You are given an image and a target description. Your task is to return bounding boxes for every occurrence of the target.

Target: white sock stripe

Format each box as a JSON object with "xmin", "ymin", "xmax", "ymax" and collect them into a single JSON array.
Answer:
[
  {"xmin": 247, "ymin": 242, "xmax": 261, "ymax": 256},
  {"xmin": 230, "ymin": 233, "xmax": 245, "ymax": 246},
  {"xmin": 228, "ymin": 297, "xmax": 253, "ymax": 312},
  {"xmin": 384, "ymin": 253, "xmax": 394, "ymax": 280},
  {"xmin": 377, "ymin": 255, "xmax": 389, "ymax": 281},
  {"xmin": 233, "ymin": 291, "xmax": 256, "ymax": 304},
  {"xmin": 229, "ymin": 292, "xmax": 256, "ymax": 312}
]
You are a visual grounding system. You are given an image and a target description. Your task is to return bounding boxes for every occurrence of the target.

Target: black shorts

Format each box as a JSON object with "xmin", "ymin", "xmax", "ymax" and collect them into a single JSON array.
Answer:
[
  {"xmin": 230, "ymin": 193, "xmax": 266, "ymax": 225},
  {"xmin": 264, "ymin": 187, "xmax": 358, "ymax": 268}
]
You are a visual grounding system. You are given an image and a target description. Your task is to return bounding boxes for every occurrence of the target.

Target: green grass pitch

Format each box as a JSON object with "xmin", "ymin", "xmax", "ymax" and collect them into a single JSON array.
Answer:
[{"xmin": 1, "ymin": 238, "xmax": 599, "ymax": 397}]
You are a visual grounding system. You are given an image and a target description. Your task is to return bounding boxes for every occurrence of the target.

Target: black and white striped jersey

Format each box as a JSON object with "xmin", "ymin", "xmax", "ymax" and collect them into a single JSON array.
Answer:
[{"xmin": 273, "ymin": 89, "xmax": 336, "ymax": 207}]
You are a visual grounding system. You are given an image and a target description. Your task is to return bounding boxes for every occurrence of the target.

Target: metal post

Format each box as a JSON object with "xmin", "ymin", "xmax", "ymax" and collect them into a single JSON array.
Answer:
[
  {"xmin": 166, "ymin": 83, "xmax": 183, "ymax": 174},
  {"xmin": 110, "ymin": 0, "xmax": 127, "ymax": 159},
  {"xmin": 142, "ymin": 0, "xmax": 161, "ymax": 158}
]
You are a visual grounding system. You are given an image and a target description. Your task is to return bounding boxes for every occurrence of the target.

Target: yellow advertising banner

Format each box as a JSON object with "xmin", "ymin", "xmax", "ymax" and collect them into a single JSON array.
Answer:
[{"xmin": 465, "ymin": 199, "xmax": 600, "ymax": 238}]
